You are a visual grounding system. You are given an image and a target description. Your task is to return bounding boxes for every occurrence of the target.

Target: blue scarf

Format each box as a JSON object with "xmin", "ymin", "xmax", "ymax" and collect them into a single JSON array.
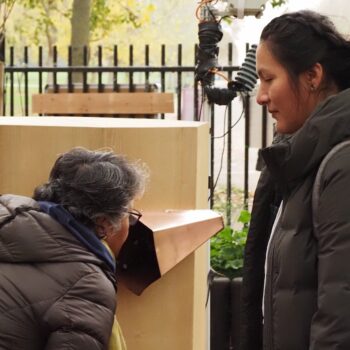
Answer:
[{"xmin": 39, "ymin": 201, "xmax": 115, "ymax": 273}]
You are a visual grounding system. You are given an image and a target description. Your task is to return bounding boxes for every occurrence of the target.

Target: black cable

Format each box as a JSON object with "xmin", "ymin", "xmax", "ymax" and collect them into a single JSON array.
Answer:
[
  {"xmin": 213, "ymin": 93, "xmax": 246, "ymax": 139},
  {"xmin": 197, "ymin": 85, "xmax": 205, "ymax": 121},
  {"xmin": 211, "ymin": 104, "xmax": 228, "ymax": 194},
  {"xmin": 208, "ymin": 93, "xmax": 247, "ymax": 201},
  {"xmin": 206, "ymin": 4, "xmax": 217, "ymax": 22}
]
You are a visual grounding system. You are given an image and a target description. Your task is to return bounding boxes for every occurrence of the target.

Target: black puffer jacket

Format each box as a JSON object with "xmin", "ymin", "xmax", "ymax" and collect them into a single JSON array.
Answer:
[
  {"xmin": 240, "ymin": 165, "xmax": 281, "ymax": 350},
  {"xmin": 241, "ymin": 88, "xmax": 350, "ymax": 350},
  {"xmin": 0, "ymin": 194, "xmax": 116, "ymax": 349}
]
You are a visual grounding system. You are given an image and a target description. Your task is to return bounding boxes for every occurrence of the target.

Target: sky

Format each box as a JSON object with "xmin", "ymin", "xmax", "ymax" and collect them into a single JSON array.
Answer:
[{"xmin": 217, "ymin": 0, "xmax": 350, "ymax": 64}]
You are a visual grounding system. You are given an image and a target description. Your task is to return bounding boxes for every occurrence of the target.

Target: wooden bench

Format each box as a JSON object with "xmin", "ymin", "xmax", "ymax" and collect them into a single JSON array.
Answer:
[{"xmin": 32, "ymin": 84, "xmax": 174, "ymax": 117}]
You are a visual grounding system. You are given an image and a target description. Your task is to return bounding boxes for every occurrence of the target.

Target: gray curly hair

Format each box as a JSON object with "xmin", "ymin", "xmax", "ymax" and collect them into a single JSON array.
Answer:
[{"xmin": 33, "ymin": 147, "xmax": 147, "ymax": 231}]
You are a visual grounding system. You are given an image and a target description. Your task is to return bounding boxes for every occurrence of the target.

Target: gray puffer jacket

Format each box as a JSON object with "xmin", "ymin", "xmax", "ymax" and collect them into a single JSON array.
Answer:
[
  {"xmin": 260, "ymin": 88, "xmax": 350, "ymax": 350},
  {"xmin": 0, "ymin": 194, "xmax": 116, "ymax": 349}
]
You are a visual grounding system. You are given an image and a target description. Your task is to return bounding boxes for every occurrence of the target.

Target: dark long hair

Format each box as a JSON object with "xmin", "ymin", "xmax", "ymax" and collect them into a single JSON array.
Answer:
[{"xmin": 260, "ymin": 10, "xmax": 350, "ymax": 92}]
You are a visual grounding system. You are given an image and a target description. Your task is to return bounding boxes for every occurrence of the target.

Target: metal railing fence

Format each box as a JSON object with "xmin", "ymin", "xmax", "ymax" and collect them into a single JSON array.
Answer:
[{"xmin": 3, "ymin": 43, "xmax": 269, "ymax": 224}]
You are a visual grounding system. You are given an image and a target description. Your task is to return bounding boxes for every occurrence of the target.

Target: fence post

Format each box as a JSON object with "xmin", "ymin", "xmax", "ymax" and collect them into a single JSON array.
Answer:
[{"xmin": 9, "ymin": 46, "xmax": 14, "ymax": 116}]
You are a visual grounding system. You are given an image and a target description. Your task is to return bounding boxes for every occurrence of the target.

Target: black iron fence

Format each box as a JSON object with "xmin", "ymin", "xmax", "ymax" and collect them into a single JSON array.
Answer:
[{"xmin": 4, "ymin": 44, "xmax": 269, "ymax": 223}]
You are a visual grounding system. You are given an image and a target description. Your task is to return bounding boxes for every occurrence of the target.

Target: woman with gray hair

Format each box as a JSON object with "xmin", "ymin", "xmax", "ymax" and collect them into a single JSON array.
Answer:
[{"xmin": 0, "ymin": 147, "xmax": 147, "ymax": 350}]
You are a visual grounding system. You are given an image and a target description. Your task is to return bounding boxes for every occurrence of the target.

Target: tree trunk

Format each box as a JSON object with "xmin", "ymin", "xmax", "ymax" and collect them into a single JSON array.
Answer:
[
  {"xmin": 40, "ymin": 0, "xmax": 58, "ymax": 85},
  {"xmin": 70, "ymin": 0, "xmax": 92, "ymax": 83}
]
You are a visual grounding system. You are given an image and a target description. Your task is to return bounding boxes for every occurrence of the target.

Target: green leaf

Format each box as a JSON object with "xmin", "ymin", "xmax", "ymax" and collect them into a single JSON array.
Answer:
[
  {"xmin": 270, "ymin": 0, "xmax": 287, "ymax": 8},
  {"xmin": 238, "ymin": 209, "xmax": 251, "ymax": 224},
  {"xmin": 210, "ymin": 208, "xmax": 251, "ymax": 278}
]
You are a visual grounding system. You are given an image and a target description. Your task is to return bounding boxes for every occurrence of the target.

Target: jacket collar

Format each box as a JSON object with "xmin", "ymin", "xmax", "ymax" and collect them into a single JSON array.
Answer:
[{"xmin": 39, "ymin": 201, "xmax": 116, "ymax": 273}]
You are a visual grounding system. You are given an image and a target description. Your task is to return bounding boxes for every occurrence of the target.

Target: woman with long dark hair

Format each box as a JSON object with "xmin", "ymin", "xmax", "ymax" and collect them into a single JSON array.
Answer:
[{"xmin": 241, "ymin": 10, "xmax": 350, "ymax": 349}]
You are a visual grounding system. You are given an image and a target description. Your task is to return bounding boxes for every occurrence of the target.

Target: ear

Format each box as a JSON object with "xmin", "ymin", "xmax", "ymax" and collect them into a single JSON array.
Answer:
[
  {"xmin": 95, "ymin": 216, "xmax": 111, "ymax": 239},
  {"xmin": 304, "ymin": 62, "xmax": 324, "ymax": 90}
]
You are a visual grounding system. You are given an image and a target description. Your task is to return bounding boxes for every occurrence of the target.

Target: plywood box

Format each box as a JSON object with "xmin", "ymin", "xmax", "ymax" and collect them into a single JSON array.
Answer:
[{"xmin": 0, "ymin": 116, "xmax": 210, "ymax": 350}]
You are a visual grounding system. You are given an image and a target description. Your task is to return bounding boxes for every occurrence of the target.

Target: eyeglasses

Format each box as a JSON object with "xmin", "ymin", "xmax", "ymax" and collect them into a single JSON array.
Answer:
[{"xmin": 128, "ymin": 209, "xmax": 142, "ymax": 226}]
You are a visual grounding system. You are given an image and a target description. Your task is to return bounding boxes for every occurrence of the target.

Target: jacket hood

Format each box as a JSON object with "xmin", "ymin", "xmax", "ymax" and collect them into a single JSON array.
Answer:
[
  {"xmin": 0, "ymin": 194, "xmax": 111, "ymax": 271},
  {"xmin": 261, "ymin": 88, "xmax": 350, "ymax": 190}
]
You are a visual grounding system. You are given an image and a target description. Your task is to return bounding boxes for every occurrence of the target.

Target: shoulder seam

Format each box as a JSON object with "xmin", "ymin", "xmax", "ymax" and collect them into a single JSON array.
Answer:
[{"xmin": 312, "ymin": 140, "xmax": 350, "ymax": 236}]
